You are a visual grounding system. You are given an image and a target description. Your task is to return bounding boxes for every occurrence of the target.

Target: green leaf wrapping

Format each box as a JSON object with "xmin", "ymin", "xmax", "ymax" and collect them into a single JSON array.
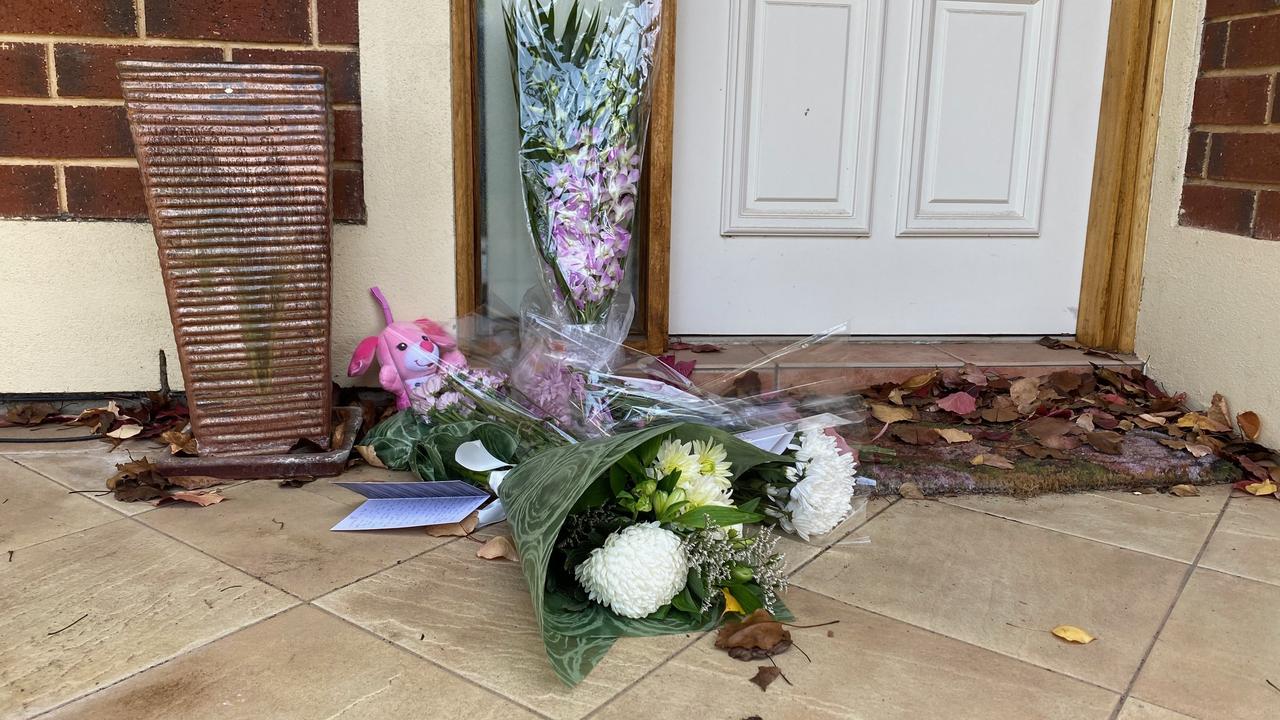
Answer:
[
  {"xmin": 359, "ymin": 411, "xmax": 432, "ymax": 470},
  {"xmin": 498, "ymin": 422, "xmax": 792, "ymax": 686}
]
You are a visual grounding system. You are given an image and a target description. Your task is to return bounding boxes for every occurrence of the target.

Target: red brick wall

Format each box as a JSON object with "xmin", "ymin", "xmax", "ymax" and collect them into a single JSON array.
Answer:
[
  {"xmin": 1180, "ymin": 0, "xmax": 1280, "ymax": 239},
  {"xmin": 0, "ymin": 0, "xmax": 364, "ymax": 222}
]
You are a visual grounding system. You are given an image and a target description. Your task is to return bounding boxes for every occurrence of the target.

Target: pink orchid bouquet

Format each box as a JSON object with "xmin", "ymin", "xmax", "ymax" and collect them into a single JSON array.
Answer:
[{"xmin": 506, "ymin": 0, "xmax": 664, "ymax": 433}]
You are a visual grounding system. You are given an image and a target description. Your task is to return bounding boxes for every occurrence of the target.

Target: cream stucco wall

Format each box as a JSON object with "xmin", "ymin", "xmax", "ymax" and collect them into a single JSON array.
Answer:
[
  {"xmin": 0, "ymin": 0, "xmax": 456, "ymax": 392},
  {"xmin": 1136, "ymin": 0, "xmax": 1280, "ymax": 447}
]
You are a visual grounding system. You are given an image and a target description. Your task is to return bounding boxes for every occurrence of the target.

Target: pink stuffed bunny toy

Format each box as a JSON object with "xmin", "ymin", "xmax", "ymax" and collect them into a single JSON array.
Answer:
[{"xmin": 348, "ymin": 287, "xmax": 467, "ymax": 410}]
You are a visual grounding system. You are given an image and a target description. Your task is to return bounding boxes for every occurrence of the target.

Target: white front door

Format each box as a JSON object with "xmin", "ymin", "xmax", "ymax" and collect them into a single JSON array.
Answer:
[{"xmin": 669, "ymin": 0, "xmax": 1112, "ymax": 335}]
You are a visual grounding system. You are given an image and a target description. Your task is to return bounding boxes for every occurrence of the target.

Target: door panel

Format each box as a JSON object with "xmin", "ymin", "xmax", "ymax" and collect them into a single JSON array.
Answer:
[{"xmin": 670, "ymin": 0, "xmax": 1111, "ymax": 335}]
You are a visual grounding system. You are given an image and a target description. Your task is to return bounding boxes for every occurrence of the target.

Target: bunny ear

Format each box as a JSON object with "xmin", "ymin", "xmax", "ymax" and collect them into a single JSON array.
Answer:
[
  {"xmin": 348, "ymin": 336, "xmax": 379, "ymax": 376},
  {"xmin": 414, "ymin": 318, "xmax": 457, "ymax": 348}
]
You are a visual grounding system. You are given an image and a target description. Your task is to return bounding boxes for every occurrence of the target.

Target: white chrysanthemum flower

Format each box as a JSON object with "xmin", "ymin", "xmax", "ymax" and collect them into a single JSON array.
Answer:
[
  {"xmin": 782, "ymin": 430, "xmax": 858, "ymax": 540},
  {"xmin": 650, "ymin": 438, "xmax": 698, "ymax": 480},
  {"xmin": 575, "ymin": 522, "xmax": 689, "ymax": 619},
  {"xmin": 691, "ymin": 439, "xmax": 732, "ymax": 485}
]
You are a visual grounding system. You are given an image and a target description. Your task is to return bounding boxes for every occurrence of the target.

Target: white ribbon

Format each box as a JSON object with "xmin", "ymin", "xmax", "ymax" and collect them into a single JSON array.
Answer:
[{"xmin": 455, "ymin": 440, "xmax": 514, "ymax": 527}]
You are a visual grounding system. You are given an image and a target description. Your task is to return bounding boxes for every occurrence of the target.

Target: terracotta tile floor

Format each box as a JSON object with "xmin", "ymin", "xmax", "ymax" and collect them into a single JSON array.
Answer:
[
  {"xmin": 671, "ymin": 338, "xmax": 1140, "ymax": 392},
  {"xmin": 1, "ymin": 445, "xmax": 1273, "ymax": 719}
]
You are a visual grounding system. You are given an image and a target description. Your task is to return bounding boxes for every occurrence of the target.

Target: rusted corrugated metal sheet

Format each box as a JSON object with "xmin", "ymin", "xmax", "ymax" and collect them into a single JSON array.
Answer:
[{"xmin": 120, "ymin": 61, "xmax": 333, "ymax": 456}]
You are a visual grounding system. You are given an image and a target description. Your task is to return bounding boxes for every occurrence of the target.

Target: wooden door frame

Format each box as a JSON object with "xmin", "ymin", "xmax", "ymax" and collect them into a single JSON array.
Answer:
[
  {"xmin": 1076, "ymin": 0, "xmax": 1174, "ymax": 352},
  {"xmin": 450, "ymin": 0, "xmax": 675, "ymax": 355},
  {"xmin": 453, "ymin": 0, "xmax": 1167, "ymax": 353}
]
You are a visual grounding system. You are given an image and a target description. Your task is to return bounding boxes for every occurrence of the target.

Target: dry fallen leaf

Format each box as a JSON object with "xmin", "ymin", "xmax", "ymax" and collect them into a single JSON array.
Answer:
[
  {"xmin": 168, "ymin": 475, "xmax": 228, "ymax": 491},
  {"xmin": 1208, "ymin": 393, "xmax": 1233, "ymax": 431},
  {"xmin": 715, "ymin": 609, "xmax": 792, "ymax": 661},
  {"xmin": 1184, "ymin": 443, "xmax": 1213, "ymax": 459},
  {"xmin": 1176, "ymin": 412, "xmax": 1231, "ymax": 434},
  {"xmin": 937, "ymin": 392, "xmax": 978, "ymax": 416},
  {"xmin": 5, "ymin": 402, "xmax": 57, "ymax": 426},
  {"xmin": 104, "ymin": 423, "xmax": 142, "ymax": 440},
  {"xmin": 1243, "ymin": 479, "xmax": 1278, "ymax": 497},
  {"xmin": 891, "ymin": 425, "xmax": 940, "ymax": 446},
  {"xmin": 1052, "ymin": 625, "xmax": 1095, "ymax": 644},
  {"xmin": 1169, "ymin": 484, "xmax": 1200, "ymax": 497},
  {"xmin": 900, "ymin": 370, "xmax": 941, "ymax": 392},
  {"xmin": 1009, "ymin": 377, "xmax": 1042, "ymax": 413},
  {"xmin": 971, "ymin": 453, "xmax": 1016, "ymax": 470},
  {"xmin": 1237, "ymin": 411, "xmax": 1262, "ymax": 441},
  {"xmin": 898, "ymin": 481, "xmax": 927, "ymax": 500},
  {"xmin": 1075, "ymin": 414, "xmax": 1096, "ymax": 432},
  {"xmin": 155, "ymin": 490, "xmax": 225, "ymax": 507},
  {"xmin": 750, "ymin": 666, "xmax": 783, "ymax": 692},
  {"xmin": 935, "ymin": 428, "xmax": 974, "ymax": 444},
  {"xmin": 425, "ymin": 511, "xmax": 479, "ymax": 537},
  {"xmin": 476, "ymin": 535, "xmax": 519, "ymax": 561},
  {"xmin": 871, "ymin": 403, "xmax": 916, "ymax": 425},
  {"xmin": 1085, "ymin": 431, "xmax": 1124, "ymax": 455},
  {"xmin": 354, "ymin": 445, "xmax": 388, "ymax": 469},
  {"xmin": 160, "ymin": 430, "xmax": 198, "ymax": 456}
]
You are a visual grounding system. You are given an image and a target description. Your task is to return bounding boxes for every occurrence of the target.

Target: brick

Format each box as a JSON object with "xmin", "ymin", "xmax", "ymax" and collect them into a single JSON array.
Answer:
[
  {"xmin": 0, "ymin": 0, "xmax": 136, "ymax": 37},
  {"xmin": 0, "ymin": 105, "xmax": 132, "ymax": 158},
  {"xmin": 1205, "ymin": 0, "xmax": 1280, "ymax": 18},
  {"xmin": 64, "ymin": 166, "xmax": 147, "ymax": 220},
  {"xmin": 1191, "ymin": 75, "xmax": 1271, "ymax": 125},
  {"xmin": 232, "ymin": 49, "xmax": 360, "ymax": 103},
  {"xmin": 1207, "ymin": 132, "xmax": 1280, "ymax": 183},
  {"xmin": 1179, "ymin": 184, "xmax": 1256, "ymax": 235},
  {"xmin": 318, "ymin": 0, "xmax": 359, "ymax": 44},
  {"xmin": 1185, "ymin": 131, "xmax": 1210, "ymax": 178},
  {"xmin": 1201, "ymin": 22, "xmax": 1229, "ymax": 71},
  {"xmin": 0, "ymin": 165, "xmax": 59, "ymax": 218},
  {"xmin": 146, "ymin": 0, "xmax": 309, "ymax": 43},
  {"xmin": 55, "ymin": 44, "xmax": 224, "ymax": 99},
  {"xmin": 1256, "ymin": 191, "xmax": 1280, "ymax": 239},
  {"xmin": 1274, "ymin": 74, "xmax": 1280, "ymax": 123},
  {"xmin": 1224, "ymin": 14, "xmax": 1280, "ymax": 68},
  {"xmin": 0, "ymin": 43, "xmax": 47, "ymax": 98},
  {"xmin": 333, "ymin": 167, "xmax": 365, "ymax": 223},
  {"xmin": 334, "ymin": 109, "xmax": 362, "ymax": 162}
]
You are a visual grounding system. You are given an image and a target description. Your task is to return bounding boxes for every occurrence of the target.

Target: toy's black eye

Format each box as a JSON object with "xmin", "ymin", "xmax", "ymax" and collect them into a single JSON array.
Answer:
[
  {"xmin": 422, "ymin": 335, "xmax": 429, "ymax": 341},
  {"xmin": 396, "ymin": 342, "xmax": 408, "ymax": 351}
]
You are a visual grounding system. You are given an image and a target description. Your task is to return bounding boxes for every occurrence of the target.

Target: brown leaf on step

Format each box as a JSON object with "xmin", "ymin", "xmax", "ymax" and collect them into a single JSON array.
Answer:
[
  {"xmin": 114, "ymin": 484, "xmax": 167, "ymax": 503},
  {"xmin": 935, "ymin": 428, "xmax": 974, "ymax": 444},
  {"xmin": 1184, "ymin": 443, "xmax": 1213, "ymax": 459},
  {"xmin": 160, "ymin": 430, "xmax": 198, "ymax": 456},
  {"xmin": 750, "ymin": 666, "xmax": 783, "ymax": 692},
  {"xmin": 1037, "ymin": 336, "xmax": 1078, "ymax": 351},
  {"xmin": 354, "ymin": 444, "xmax": 387, "ymax": 469},
  {"xmin": 1159, "ymin": 438, "xmax": 1187, "ymax": 451},
  {"xmin": 1025, "ymin": 417, "xmax": 1075, "ymax": 442},
  {"xmin": 716, "ymin": 610, "xmax": 792, "ymax": 660},
  {"xmin": 104, "ymin": 423, "xmax": 142, "ymax": 440},
  {"xmin": 1238, "ymin": 455, "xmax": 1272, "ymax": 481},
  {"xmin": 1169, "ymin": 484, "xmax": 1200, "ymax": 497},
  {"xmin": 425, "ymin": 511, "xmax": 479, "ymax": 537},
  {"xmin": 106, "ymin": 457, "xmax": 170, "ymax": 501},
  {"xmin": 5, "ymin": 402, "xmax": 57, "ymax": 426},
  {"xmin": 1237, "ymin": 411, "xmax": 1262, "ymax": 441},
  {"xmin": 891, "ymin": 425, "xmax": 940, "ymax": 446},
  {"xmin": 1176, "ymin": 412, "xmax": 1231, "ymax": 434},
  {"xmin": 69, "ymin": 403, "xmax": 121, "ymax": 434},
  {"xmin": 1009, "ymin": 377, "xmax": 1041, "ymax": 413},
  {"xmin": 888, "ymin": 387, "xmax": 908, "ymax": 406},
  {"xmin": 1085, "ymin": 431, "xmax": 1124, "ymax": 455},
  {"xmin": 1075, "ymin": 414, "xmax": 1096, "ymax": 433},
  {"xmin": 155, "ymin": 490, "xmax": 225, "ymax": 507},
  {"xmin": 971, "ymin": 453, "xmax": 1015, "ymax": 469},
  {"xmin": 668, "ymin": 341, "xmax": 722, "ymax": 353},
  {"xmin": 898, "ymin": 481, "xmax": 927, "ymax": 500},
  {"xmin": 871, "ymin": 403, "xmax": 916, "ymax": 425},
  {"xmin": 937, "ymin": 392, "xmax": 978, "ymax": 416},
  {"xmin": 962, "ymin": 365, "xmax": 989, "ymax": 387},
  {"xmin": 981, "ymin": 396, "xmax": 1021, "ymax": 423},
  {"xmin": 168, "ymin": 475, "xmax": 228, "ymax": 491},
  {"xmin": 1136, "ymin": 413, "xmax": 1168, "ymax": 427},
  {"xmin": 1047, "ymin": 371, "xmax": 1083, "ymax": 393},
  {"xmin": 900, "ymin": 370, "xmax": 941, "ymax": 392},
  {"xmin": 476, "ymin": 535, "xmax": 520, "ymax": 561},
  {"xmin": 1208, "ymin": 393, "xmax": 1232, "ymax": 432}
]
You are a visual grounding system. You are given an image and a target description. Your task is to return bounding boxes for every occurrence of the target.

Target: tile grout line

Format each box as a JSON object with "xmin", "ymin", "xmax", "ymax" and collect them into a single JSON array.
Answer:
[
  {"xmin": 788, "ymin": 496, "xmax": 899, "ymax": 578},
  {"xmin": 935, "ymin": 495, "xmax": 1227, "ymax": 566},
  {"xmin": 1105, "ymin": 494, "xmax": 1234, "ymax": 720},
  {"xmin": 29, "ymin": 601, "xmax": 303, "ymax": 719},
  {"xmin": 791, "ymin": 582, "xmax": 1126, "ymax": 699},
  {"xmin": 581, "ymin": 630, "xmax": 710, "ymax": 720},
  {"xmin": 304, "ymin": 603, "xmax": 557, "ymax": 720}
]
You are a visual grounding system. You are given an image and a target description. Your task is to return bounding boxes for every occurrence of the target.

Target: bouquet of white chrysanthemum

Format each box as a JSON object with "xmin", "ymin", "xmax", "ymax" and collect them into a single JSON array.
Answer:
[
  {"xmin": 735, "ymin": 428, "xmax": 872, "ymax": 541},
  {"xmin": 499, "ymin": 423, "xmax": 791, "ymax": 685}
]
